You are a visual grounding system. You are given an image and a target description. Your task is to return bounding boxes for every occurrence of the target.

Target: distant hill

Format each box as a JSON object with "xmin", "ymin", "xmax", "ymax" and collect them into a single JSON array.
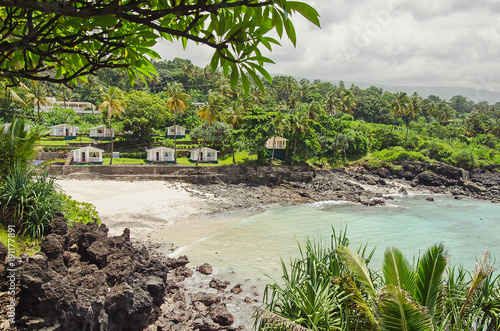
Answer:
[{"xmin": 272, "ymin": 74, "xmax": 500, "ymax": 105}]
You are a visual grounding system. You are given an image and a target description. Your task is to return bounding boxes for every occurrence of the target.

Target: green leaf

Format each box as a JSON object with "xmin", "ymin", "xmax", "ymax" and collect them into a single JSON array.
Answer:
[
  {"xmin": 287, "ymin": 1, "xmax": 321, "ymax": 27},
  {"xmin": 383, "ymin": 247, "xmax": 416, "ymax": 294},
  {"xmin": 337, "ymin": 246, "xmax": 376, "ymax": 298},
  {"xmin": 241, "ymin": 71, "xmax": 250, "ymax": 96},
  {"xmin": 415, "ymin": 243, "xmax": 448, "ymax": 317},
  {"xmin": 284, "ymin": 18, "xmax": 297, "ymax": 46},
  {"xmin": 230, "ymin": 64, "xmax": 239, "ymax": 88}
]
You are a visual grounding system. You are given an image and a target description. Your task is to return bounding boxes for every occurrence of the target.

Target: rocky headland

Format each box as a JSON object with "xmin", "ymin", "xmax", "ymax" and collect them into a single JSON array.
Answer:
[{"xmin": 0, "ymin": 216, "xmax": 247, "ymax": 331}]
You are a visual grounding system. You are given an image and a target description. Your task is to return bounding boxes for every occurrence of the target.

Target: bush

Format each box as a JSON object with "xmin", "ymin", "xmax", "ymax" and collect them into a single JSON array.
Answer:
[
  {"xmin": 0, "ymin": 164, "xmax": 63, "ymax": 238},
  {"xmin": 60, "ymin": 194, "xmax": 101, "ymax": 225},
  {"xmin": 118, "ymin": 152, "xmax": 147, "ymax": 159},
  {"xmin": 420, "ymin": 140, "xmax": 454, "ymax": 162},
  {"xmin": 371, "ymin": 147, "xmax": 428, "ymax": 162},
  {"xmin": 450, "ymin": 148, "xmax": 476, "ymax": 169}
]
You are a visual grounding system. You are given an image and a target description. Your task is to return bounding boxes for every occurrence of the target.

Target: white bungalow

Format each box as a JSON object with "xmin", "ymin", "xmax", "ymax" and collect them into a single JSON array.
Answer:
[
  {"xmin": 88, "ymin": 125, "xmax": 114, "ymax": 139},
  {"xmin": 146, "ymin": 146, "xmax": 175, "ymax": 163},
  {"xmin": 72, "ymin": 146, "xmax": 104, "ymax": 164},
  {"xmin": 189, "ymin": 147, "xmax": 219, "ymax": 163},
  {"xmin": 166, "ymin": 125, "xmax": 187, "ymax": 139},
  {"xmin": 265, "ymin": 136, "xmax": 288, "ymax": 149},
  {"xmin": 266, "ymin": 136, "xmax": 288, "ymax": 161},
  {"xmin": 2, "ymin": 123, "xmax": 31, "ymax": 133},
  {"xmin": 48, "ymin": 124, "xmax": 79, "ymax": 139}
]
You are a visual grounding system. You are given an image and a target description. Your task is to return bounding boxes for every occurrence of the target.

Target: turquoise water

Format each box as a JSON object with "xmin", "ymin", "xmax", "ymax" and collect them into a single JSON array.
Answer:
[{"xmin": 176, "ymin": 195, "xmax": 500, "ymax": 282}]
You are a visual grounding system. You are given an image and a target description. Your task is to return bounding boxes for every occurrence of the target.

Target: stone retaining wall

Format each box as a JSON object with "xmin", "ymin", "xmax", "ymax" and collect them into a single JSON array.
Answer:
[{"xmin": 48, "ymin": 164, "xmax": 316, "ymax": 184}]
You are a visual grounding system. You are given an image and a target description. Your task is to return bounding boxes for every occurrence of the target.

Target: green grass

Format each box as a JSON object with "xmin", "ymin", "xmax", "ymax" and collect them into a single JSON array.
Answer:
[
  {"xmin": 0, "ymin": 225, "xmax": 40, "ymax": 256},
  {"xmin": 36, "ymin": 139, "xmax": 68, "ymax": 146},
  {"xmin": 68, "ymin": 137, "xmax": 96, "ymax": 144},
  {"xmin": 102, "ymin": 158, "xmax": 147, "ymax": 165},
  {"xmin": 175, "ymin": 151, "xmax": 257, "ymax": 166}
]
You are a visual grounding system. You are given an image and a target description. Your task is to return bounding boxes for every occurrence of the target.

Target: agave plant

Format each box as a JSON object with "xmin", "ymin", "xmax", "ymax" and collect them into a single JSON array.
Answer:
[{"xmin": 256, "ymin": 228, "xmax": 500, "ymax": 331}]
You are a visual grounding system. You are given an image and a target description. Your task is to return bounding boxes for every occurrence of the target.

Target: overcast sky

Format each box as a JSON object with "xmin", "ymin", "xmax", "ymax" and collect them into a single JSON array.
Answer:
[{"xmin": 153, "ymin": 0, "xmax": 500, "ymax": 93}]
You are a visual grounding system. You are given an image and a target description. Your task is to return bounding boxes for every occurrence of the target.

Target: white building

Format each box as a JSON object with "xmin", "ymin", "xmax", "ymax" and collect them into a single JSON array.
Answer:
[
  {"xmin": 88, "ymin": 125, "xmax": 114, "ymax": 139},
  {"xmin": 166, "ymin": 125, "xmax": 187, "ymax": 139},
  {"xmin": 48, "ymin": 124, "xmax": 78, "ymax": 138},
  {"xmin": 146, "ymin": 146, "xmax": 175, "ymax": 163},
  {"xmin": 72, "ymin": 146, "xmax": 104, "ymax": 164},
  {"xmin": 189, "ymin": 147, "xmax": 219, "ymax": 163},
  {"xmin": 39, "ymin": 97, "xmax": 96, "ymax": 114},
  {"xmin": 265, "ymin": 136, "xmax": 288, "ymax": 149}
]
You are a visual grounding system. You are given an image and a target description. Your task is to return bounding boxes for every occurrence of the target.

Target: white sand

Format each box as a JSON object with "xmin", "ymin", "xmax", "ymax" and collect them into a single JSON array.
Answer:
[{"xmin": 57, "ymin": 179, "xmax": 212, "ymax": 241}]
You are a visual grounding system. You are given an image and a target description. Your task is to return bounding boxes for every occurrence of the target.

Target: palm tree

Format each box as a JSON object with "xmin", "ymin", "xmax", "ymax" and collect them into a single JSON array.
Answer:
[
  {"xmin": 0, "ymin": 80, "xmax": 28, "ymax": 108},
  {"xmin": 332, "ymin": 90, "xmax": 356, "ymax": 161},
  {"xmin": 437, "ymin": 102, "xmax": 456, "ymax": 125},
  {"xmin": 197, "ymin": 91, "xmax": 225, "ymax": 165},
  {"xmin": 426, "ymin": 100, "xmax": 438, "ymax": 130},
  {"xmin": 322, "ymin": 91, "xmax": 340, "ymax": 159},
  {"xmin": 405, "ymin": 93, "xmax": 422, "ymax": 147},
  {"xmin": 98, "ymin": 86, "xmax": 127, "ymax": 165},
  {"xmin": 387, "ymin": 92, "xmax": 410, "ymax": 148},
  {"xmin": 290, "ymin": 108, "xmax": 308, "ymax": 165},
  {"xmin": 224, "ymin": 101, "xmax": 245, "ymax": 164},
  {"xmin": 26, "ymin": 83, "xmax": 49, "ymax": 119},
  {"xmin": 165, "ymin": 82, "xmax": 191, "ymax": 164},
  {"xmin": 58, "ymin": 87, "xmax": 74, "ymax": 108}
]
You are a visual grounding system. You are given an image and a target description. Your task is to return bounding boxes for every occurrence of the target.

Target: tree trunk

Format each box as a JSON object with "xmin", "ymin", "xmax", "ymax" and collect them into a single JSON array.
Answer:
[
  {"xmin": 332, "ymin": 113, "xmax": 343, "ymax": 161},
  {"xmin": 291, "ymin": 136, "xmax": 297, "ymax": 165},
  {"xmin": 386, "ymin": 123, "xmax": 395, "ymax": 149},
  {"xmin": 269, "ymin": 136, "xmax": 276, "ymax": 170},
  {"xmin": 196, "ymin": 125, "xmax": 205, "ymax": 166},
  {"xmin": 404, "ymin": 123, "xmax": 409, "ymax": 148},
  {"xmin": 173, "ymin": 114, "xmax": 177, "ymax": 164},
  {"xmin": 109, "ymin": 118, "xmax": 113, "ymax": 165},
  {"xmin": 37, "ymin": 101, "xmax": 40, "ymax": 119},
  {"xmin": 321, "ymin": 115, "xmax": 330, "ymax": 159}
]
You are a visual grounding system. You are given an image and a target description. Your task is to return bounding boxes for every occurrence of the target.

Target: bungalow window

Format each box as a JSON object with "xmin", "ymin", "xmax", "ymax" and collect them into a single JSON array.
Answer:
[
  {"xmin": 164, "ymin": 152, "xmax": 170, "ymax": 157},
  {"xmin": 207, "ymin": 152, "xmax": 214, "ymax": 158},
  {"xmin": 89, "ymin": 152, "xmax": 99, "ymax": 157}
]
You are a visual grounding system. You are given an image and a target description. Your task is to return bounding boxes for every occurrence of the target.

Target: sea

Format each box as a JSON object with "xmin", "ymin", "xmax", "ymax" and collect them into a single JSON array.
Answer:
[{"xmin": 167, "ymin": 194, "xmax": 500, "ymax": 328}]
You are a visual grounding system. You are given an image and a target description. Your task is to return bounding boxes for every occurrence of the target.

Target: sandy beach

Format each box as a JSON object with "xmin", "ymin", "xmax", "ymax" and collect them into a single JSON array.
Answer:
[{"xmin": 57, "ymin": 179, "xmax": 224, "ymax": 249}]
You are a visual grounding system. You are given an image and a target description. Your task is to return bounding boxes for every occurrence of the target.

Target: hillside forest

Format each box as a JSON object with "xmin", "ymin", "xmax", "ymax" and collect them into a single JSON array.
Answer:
[{"xmin": 2, "ymin": 57, "xmax": 500, "ymax": 169}]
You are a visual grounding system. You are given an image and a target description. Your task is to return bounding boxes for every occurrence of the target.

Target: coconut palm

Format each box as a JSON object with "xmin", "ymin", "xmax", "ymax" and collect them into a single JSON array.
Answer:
[
  {"xmin": 387, "ymin": 92, "xmax": 410, "ymax": 148},
  {"xmin": 289, "ymin": 108, "xmax": 308, "ymax": 165},
  {"xmin": 58, "ymin": 87, "xmax": 74, "ymax": 108},
  {"xmin": 405, "ymin": 93, "xmax": 422, "ymax": 147},
  {"xmin": 332, "ymin": 90, "xmax": 356, "ymax": 161},
  {"xmin": 165, "ymin": 82, "xmax": 191, "ymax": 164},
  {"xmin": 196, "ymin": 91, "xmax": 225, "ymax": 165},
  {"xmin": 224, "ymin": 101, "xmax": 245, "ymax": 164},
  {"xmin": 426, "ymin": 101, "xmax": 439, "ymax": 130},
  {"xmin": 26, "ymin": 83, "xmax": 49, "ymax": 119},
  {"xmin": 437, "ymin": 102, "xmax": 456, "ymax": 125},
  {"xmin": 0, "ymin": 80, "xmax": 28, "ymax": 108},
  {"xmin": 322, "ymin": 91, "xmax": 341, "ymax": 159},
  {"xmin": 98, "ymin": 86, "xmax": 127, "ymax": 165}
]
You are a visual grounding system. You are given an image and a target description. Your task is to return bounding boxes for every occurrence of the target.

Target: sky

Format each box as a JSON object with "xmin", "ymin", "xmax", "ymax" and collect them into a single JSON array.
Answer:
[{"xmin": 153, "ymin": 0, "xmax": 500, "ymax": 94}]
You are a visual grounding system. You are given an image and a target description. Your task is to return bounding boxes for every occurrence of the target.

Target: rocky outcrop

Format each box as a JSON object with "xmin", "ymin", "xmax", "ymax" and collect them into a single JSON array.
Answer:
[{"xmin": 1, "ymin": 220, "xmax": 236, "ymax": 331}]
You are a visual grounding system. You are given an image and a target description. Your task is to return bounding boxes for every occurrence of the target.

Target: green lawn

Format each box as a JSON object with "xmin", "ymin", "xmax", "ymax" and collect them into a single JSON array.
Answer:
[
  {"xmin": 175, "ymin": 151, "xmax": 257, "ymax": 166},
  {"xmin": 102, "ymin": 158, "xmax": 147, "ymax": 165}
]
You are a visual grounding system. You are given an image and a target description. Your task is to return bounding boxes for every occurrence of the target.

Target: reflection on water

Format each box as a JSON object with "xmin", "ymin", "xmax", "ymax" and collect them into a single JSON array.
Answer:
[{"xmin": 166, "ymin": 195, "xmax": 500, "ymax": 327}]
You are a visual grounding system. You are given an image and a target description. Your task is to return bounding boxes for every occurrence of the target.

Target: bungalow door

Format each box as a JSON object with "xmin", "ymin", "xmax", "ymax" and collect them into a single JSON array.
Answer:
[
  {"xmin": 200, "ymin": 152, "xmax": 204, "ymax": 160},
  {"xmin": 156, "ymin": 152, "xmax": 160, "ymax": 161},
  {"xmin": 65, "ymin": 128, "xmax": 69, "ymax": 136},
  {"xmin": 81, "ymin": 152, "xmax": 86, "ymax": 162}
]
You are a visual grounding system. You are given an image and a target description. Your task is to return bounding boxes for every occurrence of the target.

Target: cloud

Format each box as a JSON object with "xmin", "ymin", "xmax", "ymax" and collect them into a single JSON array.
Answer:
[{"xmin": 152, "ymin": 0, "xmax": 500, "ymax": 91}]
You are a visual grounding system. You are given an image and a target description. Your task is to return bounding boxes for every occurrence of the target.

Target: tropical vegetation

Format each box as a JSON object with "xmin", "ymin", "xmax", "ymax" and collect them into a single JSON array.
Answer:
[{"xmin": 255, "ymin": 228, "xmax": 500, "ymax": 331}]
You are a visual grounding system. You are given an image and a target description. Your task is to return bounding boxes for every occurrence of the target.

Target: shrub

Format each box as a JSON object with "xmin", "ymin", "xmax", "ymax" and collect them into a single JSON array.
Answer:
[
  {"xmin": 371, "ymin": 147, "xmax": 428, "ymax": 162},
  {"xmin": 0, "ymin": 164, "xmax": 63, "ymax": 238},
  {"xmin": 450, "ymin": 148, "xmax": 476, "ymax": 169},
  {"xmin": 421, "ymin": 140, "xmax": 454, "ymax": 162},
  {"xmin": 60, "ymin": 194, "xmax": 101, "ymax": 225}
]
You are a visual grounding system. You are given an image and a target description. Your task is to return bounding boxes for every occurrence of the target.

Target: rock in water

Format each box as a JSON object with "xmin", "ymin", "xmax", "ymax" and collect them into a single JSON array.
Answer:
[{"xmin": 196, "ymin": 263, "xmax": 213, "ymax": 275}]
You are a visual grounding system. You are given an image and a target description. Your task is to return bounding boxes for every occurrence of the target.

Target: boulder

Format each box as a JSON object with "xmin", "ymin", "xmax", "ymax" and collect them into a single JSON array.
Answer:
[
  {"xmin": 230, "ymin": 284, "xmax": 243, "ymax": 295},
  {"xmin": 196, "ymin": 263, "xmax": 213, "ymax": 275},
  {"xmin": 209, "ymin": 278, "xmax": 230, "ymax": 291}
]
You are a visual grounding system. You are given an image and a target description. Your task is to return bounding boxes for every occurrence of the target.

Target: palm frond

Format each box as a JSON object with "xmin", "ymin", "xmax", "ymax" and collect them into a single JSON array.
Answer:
[
  {"xmin": 378, "ymin": 285, "xmax": 433, "ymax": 331},
  {"xmin": 415, "ymin": 243, "xmax": 449, "ymax": 317},
  {"xmin": 338, "ymin": 246, "xmax": 377, "ymax": 298},
  {"xmin": 383, "ymin": 246, "xmax": 416, "ymax": 293},
  {"xmin": 254, "ymin": 308, "xmax": 312, "ymax": 331}
]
